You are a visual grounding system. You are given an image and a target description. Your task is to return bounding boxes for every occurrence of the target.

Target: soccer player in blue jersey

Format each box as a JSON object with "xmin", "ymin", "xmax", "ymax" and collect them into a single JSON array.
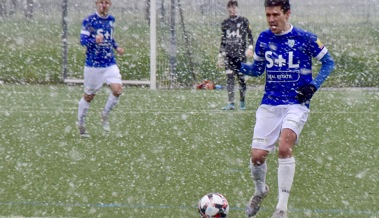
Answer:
[
  {"xmin": 76, "ymin": 0, "xmax": 125, "ymax": 137},
  {"xmin": 240, "ymin": 0, "xmax": 335, "ymax": 217},
  {"xmin": 218, "ymin": 0, "xmax": 254, "ymax": 110}
]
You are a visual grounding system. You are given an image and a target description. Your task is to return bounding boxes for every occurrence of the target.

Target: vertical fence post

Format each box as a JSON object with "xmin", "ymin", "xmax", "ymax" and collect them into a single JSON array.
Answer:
[
  {"xmin": 150, "ymin": 0, "xmax": 157, "ymax": 90},
  {"xmin": 169, "ymin": 0, "xmax": 176, "ymax": 88},
  {"xmin": 62, "ymin": 0, "xmax": 68, "ymax": 81}
]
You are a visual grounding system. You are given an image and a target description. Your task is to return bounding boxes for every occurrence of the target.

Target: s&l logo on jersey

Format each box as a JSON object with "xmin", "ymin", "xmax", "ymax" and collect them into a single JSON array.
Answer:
[
  {"xmin": 288, "ymin": 39, "xmax": 295, "ymax": 48},
  {"xmin": 226, "ymin": 23, "xmax": 242, "ymax": 38}
]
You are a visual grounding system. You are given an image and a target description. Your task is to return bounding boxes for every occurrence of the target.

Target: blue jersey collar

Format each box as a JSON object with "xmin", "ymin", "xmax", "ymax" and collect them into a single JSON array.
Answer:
[
  {"xmin": 275, "ymin": 25, "xmax": 293, "ymax": 36},
  {"xmin": 96, "ymin": 12, "xmax": 109, "ymax": 19}
]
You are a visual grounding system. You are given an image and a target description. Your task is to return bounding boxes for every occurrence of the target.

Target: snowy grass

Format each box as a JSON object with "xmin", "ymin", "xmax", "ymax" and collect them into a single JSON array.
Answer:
[{"xmin": 0, "ymin": 84, "xmax": 378, "ymax": 217}]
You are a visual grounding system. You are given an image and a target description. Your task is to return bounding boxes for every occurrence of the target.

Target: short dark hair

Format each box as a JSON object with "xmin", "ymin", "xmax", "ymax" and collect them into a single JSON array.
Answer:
[
  {"xmin": 264, "ymin": 0, "xmax": 291, "ymax": 13},
  {"xmin": 227, "ymin": 0, "xmax": 238, "ymax": 8}
]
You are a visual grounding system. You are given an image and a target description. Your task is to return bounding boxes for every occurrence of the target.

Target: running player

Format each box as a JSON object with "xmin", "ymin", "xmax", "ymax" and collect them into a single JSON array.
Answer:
[
  {"xmin": 240, "ymin": 0, "xmax": 335, "ymax": 217},
  {"xmin": 218, "ymin": 0, "xmax": 254, "ymax": 110},
  {"xmin": 76, "ymin": 0, "xmax": 125, "ymax": 137}
]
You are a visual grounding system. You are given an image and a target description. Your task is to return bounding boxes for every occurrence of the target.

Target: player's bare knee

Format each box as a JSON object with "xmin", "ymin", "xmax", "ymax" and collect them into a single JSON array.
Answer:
[
  {"xmin": 112, "ymin": 89, "xmax": 122, "ymax": 97},
  {"xmin": 252, "ymin": 156, "xmax": 265, "ymax": 166},
  {"xmin": 277, "ymin": 146, "xmax": 293, "ymax": 158},
  {"xmin": 251, "ymin": 150, "xmax": 268, "ymax": 166},
  {"xmin": 84, "ymin": 94, "xmax": 95, "ymax": 102}
]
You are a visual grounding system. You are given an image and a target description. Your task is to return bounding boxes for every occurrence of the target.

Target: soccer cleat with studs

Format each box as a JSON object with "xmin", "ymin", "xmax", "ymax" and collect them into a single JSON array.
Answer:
[
  {"xmin": 240, "ymin": 101, "xmax": 246, "ymax": 110},
  {"xmin": 222, "ymin": 103, "xmax": 235, "ymax": 110},
  {"xmin": 271, "ymin": 209, "xmax": 287, "ymax": 218},
  {"xmin": 76, "ymin": 122, "xmax": 90, "ymax": 138},
  {"xmin": 101, "ymin": 112, "xmax": 110, "ymax": 132},
  {"xmin": 246, "ymin": 185, "xmax": 269, "ymax": 217}
]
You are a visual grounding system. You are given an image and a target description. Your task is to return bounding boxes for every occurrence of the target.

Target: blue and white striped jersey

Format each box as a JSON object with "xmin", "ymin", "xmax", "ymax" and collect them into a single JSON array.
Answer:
[{"xmin": 80, "ymin": 12, "xmax": 119, "ymax": 68}]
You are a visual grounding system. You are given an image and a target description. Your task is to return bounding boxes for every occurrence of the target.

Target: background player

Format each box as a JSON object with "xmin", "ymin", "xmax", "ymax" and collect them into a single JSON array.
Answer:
[
  {"xmin": 218, "ymin": 0, "xmax": 254, "ymax": 110},
  {"xmin": 240, "ymin": 0, "xmax": 335, "ymax": 217},
  {"xmin": 76, "ymin": 0, "xmax": 125, "ymax": 137}
]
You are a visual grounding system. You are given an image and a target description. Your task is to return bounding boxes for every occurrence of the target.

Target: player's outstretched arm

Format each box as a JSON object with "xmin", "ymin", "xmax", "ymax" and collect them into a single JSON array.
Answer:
[
  {"xmin": 296, "ymin": 53, "xmax": 335, "ymax": 103},
  {"xmin": 240, "ymin": 61, "xmax": 265, "ymax": 77},
  {"xmin": 311, "ymin": 52, "xmax": 335, "ymax": 89},
  {"xmin": 80, "ymin": 19, "xmax": 96, "ymax": 46},
  {"xmin": 80, "ymin": 32, "xmax": 96, "ymax": 47}
]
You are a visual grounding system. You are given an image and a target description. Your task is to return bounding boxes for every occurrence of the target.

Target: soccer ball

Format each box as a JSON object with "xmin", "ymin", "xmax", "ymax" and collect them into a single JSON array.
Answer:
[{"xmin": 198, "ymin": 193, "xmax": 229, "ymax": 218}]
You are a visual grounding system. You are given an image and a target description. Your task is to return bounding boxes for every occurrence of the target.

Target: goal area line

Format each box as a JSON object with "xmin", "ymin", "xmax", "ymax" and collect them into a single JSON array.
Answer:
[{"xmin": 64, "ymin": 79, "xmax": 151, "ymax": 86}]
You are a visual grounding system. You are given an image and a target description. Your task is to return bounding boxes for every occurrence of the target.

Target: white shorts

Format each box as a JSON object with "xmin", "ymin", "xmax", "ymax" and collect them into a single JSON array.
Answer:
[
  {"xmin": 251, "ymin": 104, "xmax": 310, "ymax": 152},
  {"xmin": 83, "ymin": 65, "xmax": 122, "ymax": 95}
]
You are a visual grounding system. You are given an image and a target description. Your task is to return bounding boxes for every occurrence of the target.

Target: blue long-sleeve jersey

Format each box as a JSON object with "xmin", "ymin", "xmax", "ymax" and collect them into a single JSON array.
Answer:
[
  {"xmin": 241, "ymin": 25, "xmax": 334, "ymax": 106},
  {"xmin": 80, "ymin": 12, "xmax": 119, "ymax": 68}
]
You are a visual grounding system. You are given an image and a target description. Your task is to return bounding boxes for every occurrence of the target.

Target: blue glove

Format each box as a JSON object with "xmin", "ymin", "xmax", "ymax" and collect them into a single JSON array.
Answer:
[{"xmin": 296, "ymin": 84, "xmax": 317, "ymax": 103}]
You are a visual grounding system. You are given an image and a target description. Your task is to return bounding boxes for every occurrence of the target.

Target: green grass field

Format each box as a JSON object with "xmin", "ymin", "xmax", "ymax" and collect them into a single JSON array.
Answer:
[{"xmin": 0, "ymin": 85, "xmax": 378, "ymax": 218}]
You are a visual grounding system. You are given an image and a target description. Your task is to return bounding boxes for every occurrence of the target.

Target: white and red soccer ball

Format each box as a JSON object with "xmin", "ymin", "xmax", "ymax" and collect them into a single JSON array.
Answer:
[{"xmin": 198, "ymin": 193, "xmax": 229, "ymax": 218}]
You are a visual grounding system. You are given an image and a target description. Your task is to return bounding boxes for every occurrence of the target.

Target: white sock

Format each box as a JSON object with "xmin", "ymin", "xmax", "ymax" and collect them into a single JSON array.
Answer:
[
  {"xmin": 276, "ymin": 157, "xmax": 296, "ymax": 211},
  {"xmin": 250, "ymin": 160, "xmax": 267, "ymax": 195},
  {"xmin": 103, "ymin": 93, "xmax": 119, "ymax": 115},
  {"xmin": 78, "ymin": 97, "xmax": 90, "ymax": 126}
]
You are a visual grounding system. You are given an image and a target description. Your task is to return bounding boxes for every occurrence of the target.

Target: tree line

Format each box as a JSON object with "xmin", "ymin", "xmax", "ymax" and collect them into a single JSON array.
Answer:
[{"xmin": 0, "ymin": 0, "xmax": 34, "ymax": 20}]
